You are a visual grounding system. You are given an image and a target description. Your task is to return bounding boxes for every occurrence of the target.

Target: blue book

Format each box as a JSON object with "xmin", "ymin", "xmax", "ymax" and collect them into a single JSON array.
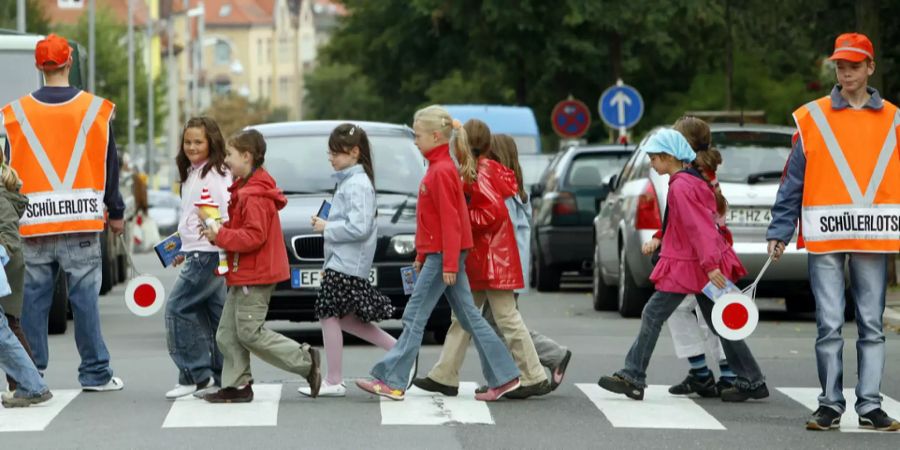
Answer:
[
  {"xmin": 400, "ymin": 266, "xmax": 418, "ymax": 295},
  {"xmin": 317, "ymin": 199, "xmax": 332, "ymax": 220},
  {"xmin": 154, "ymin": 232, "xmax": 183, "ymax": 268}
]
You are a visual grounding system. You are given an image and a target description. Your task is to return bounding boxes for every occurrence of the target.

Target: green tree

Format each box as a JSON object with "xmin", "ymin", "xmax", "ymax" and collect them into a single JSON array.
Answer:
[
  {"xmin": 303, "ymin": 63, "xmax": 384, "ymax": 120},
  {"xmin": 57, "ymin": 9, "xmax": 166, "ymax": 152},
  {"xmin": 0, "ymin": 0, "xmax": 51, "ymax": 35}
]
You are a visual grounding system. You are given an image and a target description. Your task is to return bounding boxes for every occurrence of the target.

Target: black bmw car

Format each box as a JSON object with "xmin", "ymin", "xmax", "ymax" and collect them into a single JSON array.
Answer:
[{"xmin": 249, "ymin": 121, "xmax": 451, "ymax": 341}]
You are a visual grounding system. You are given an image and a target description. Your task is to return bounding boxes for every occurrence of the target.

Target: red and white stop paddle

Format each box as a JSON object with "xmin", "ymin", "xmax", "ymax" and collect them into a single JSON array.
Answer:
[
  {"xmin": 711, "ymin": 256, "xmax": 772, "ymax": 341},
  {"xmin": 120, "ymin": 235, "xmax": 166, "ymax": 317}
]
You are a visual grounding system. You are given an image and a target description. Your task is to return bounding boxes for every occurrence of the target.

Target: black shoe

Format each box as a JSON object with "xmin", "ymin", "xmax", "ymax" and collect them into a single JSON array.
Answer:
[
  {"xmin": 204, "ymin": 384, "xmax": 254, "ymax": 403},
  {"xmin": 506, "ymin": 380, "xmax": 552, "ymax": 399},
  {"xmin": 720, "ymin": 383, "xmax": 769, "ymax": 402},
  {"xmin": 411, "ymin": 377, "xmax": 458, "ymax": 397},
  {"xmin": 668, "ymin": 373, "xmax": 718, "ymax": 397},
  {"xmin": 549, "ymin": 350, "xmax": 572, "ymax": 391},
  {"xmin": 858, "ymin": 408, "xmax": 900, "ymax": 431},
  {"xmin": 598, "ymin": 375, "xmax": 644, "ymax": 400},
  {"xmin": 806, "ymin": 406, "xmax": 842, "ymax": 431},
  {"xmin": 715, "ymin": 378, "xmax": 735, "ymax": 393}
]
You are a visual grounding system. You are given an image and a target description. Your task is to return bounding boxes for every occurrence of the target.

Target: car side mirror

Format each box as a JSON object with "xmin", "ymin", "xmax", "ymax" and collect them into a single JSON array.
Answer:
[
  {"xmin": 530, "ymin": 183, "xmax": 544, "ymax": 198},
  {"xmin": 608, "ymin": 174, "xmax": 619, "ymax": 191}
]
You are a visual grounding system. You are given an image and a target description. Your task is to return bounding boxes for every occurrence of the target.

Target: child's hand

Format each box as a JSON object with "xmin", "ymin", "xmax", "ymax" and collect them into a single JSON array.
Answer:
[
  {"xmin": 312, "ymin": 217, "xmax": 327, "ymax": 233},
  {"xmin": 413, "ymin": 261, "xmax": 423, "ymax": 273},
  {"xmin": 707, "ymin": 269, "xmax": 727, "ymax": 290},
  {"xmin": 443, "ymin": 272, "xmax": 457, "ymax": 286},
  {"xmin": 198, "ymin": 208, "xmax": 210, "ymax": 222},
  {"xmin": 641, "ymin": 238, "xmax": 661, "ymax": 255},
  {"xmin": 172, "ymin": 254, "xmax": 186, "ymax": 267},
  {"xmin": 200, "ymin": 225, "xmax": 219, "ymax": 243}
]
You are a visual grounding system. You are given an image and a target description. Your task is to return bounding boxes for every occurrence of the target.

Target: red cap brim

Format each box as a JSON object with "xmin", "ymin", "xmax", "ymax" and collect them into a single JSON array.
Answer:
[{"xmin": 829, "ymin": 51, "xmax": 869, "ymax": 62}]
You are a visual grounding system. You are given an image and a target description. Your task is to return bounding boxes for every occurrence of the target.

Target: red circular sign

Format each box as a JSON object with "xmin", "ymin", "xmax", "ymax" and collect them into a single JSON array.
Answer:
[
  {"xmin": 551, "ymin": 99, "xmax": 592, "ymax": 138},
  {"xmin": 722, "ymin": 303, "xmax": 749, "ymax": 330},
  {"xmin": 134, "ymin": 284, "xmax": 157, "ymax": 308}
]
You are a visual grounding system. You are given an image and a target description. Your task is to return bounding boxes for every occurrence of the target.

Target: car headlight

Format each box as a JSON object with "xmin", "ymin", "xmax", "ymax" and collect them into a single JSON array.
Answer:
[{"xmin": 390, "ymin": 235, "xmax": 416, "ymax": 256}]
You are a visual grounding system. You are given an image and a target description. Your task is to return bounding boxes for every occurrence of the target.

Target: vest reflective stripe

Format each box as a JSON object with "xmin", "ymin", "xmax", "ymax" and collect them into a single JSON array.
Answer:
[
  {"xmin": 795, "ymin": 96, "xmax": 900, "ymax": 253},
  {"xmin": 1, "ymin": 92, "xmax": 114, "ymax": 237}
]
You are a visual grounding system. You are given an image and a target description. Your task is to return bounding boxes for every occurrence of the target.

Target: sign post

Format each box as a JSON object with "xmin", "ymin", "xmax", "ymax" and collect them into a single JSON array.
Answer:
[{"xmin": 598, "ymin": 79, "xmax": 644, "ymax": 144}]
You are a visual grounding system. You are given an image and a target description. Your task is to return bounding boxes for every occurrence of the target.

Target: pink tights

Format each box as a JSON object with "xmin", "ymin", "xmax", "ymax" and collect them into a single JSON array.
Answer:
[{"xmin": 321, "ymin": 314, "xmax": 397, "ymax": 385}]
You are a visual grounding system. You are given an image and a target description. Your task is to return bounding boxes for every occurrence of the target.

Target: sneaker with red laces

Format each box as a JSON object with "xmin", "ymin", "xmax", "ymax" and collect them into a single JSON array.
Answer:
[
  {"xmin": 356, "ymin": 379, "xmax": 404, "ymax": 401},
  {"xmin": 475, "ymin": 378, "xmax": 520, "ymax": 401}
]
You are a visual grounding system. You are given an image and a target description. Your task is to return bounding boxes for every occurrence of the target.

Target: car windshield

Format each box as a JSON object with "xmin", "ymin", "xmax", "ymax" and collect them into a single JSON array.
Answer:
[
  {"xmin": 713, "ymin": 130, "xmax": 793, "ymax": 184},
  {"xmin": 519, "ymin": 154, "xmax": 554, "ymax": 187},
  {"xmin": 263, "ymin": 134, "xmax": 424, "ymax": 195},
  {"xmin": 565, "ymin": 153, "xmax": 631, "ymax": 187}
]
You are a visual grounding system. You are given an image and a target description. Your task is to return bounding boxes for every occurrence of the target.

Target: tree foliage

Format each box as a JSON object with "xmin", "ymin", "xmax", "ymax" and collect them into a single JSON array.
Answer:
[{"xmin": 0, "ymin": 0, "xmax": 51, "ymax": 35}]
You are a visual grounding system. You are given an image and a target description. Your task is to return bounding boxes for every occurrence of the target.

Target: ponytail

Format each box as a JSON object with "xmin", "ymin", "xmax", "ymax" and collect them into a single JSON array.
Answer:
[{"xmin": 452, "ymin": 121, "xmax": 477, "ymax": 184}]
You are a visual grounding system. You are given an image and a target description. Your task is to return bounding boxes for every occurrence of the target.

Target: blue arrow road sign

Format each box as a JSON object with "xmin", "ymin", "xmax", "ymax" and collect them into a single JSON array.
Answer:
[{"xmin": 598, "ymin": 82, "xmax": 643, "ymax": 129}]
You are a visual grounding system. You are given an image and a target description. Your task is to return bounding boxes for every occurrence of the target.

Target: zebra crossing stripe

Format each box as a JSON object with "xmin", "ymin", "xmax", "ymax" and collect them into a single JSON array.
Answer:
[
  {"xmin": 577, "ymin": 384, "xmax": 727, "ymax": 430},
  {"xmin": 380, "ymin": 382, "xmax": 494, "ymax": 425},
  {"xmin": 162, "ymin": 384, "xmax": 282, "ymax": 428},
  {"xmin": 0, "ymin": 389, "xmax": 80, "ymax": 432},
  {"xmin": 777, "ymin": 387, "xmax": 900, "ymax": 433}
]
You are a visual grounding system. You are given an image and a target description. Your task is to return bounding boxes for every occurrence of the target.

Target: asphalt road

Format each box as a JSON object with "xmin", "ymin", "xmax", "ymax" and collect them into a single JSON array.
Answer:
[{"xmin": 2, "ymin": 253, "xmax": 899, "ymax": 449}]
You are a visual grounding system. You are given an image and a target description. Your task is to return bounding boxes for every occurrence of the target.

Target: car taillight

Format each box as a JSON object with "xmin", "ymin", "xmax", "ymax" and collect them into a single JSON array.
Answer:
[
  {"xmin": 635, "ymin": 183, "xmax": 662, "ymax": 230},
  {"xmin": 552, "ymin": 191, "xmax": 577, "ymax": 216}
]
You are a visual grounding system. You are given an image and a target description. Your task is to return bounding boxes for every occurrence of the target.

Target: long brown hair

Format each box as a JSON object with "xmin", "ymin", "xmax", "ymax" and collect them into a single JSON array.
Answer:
[
  {"xmin": 490, "ymin": 134, "xmax": 527, "ymax": 203},
  {"xmin": 176, "ymin": 117, "xmax": 228, "ymax": 183},
  {"xmin": 227, "ymin": 129, "xmax": 267, "ymax": 168},
  {"xmin": 328, "ymin": 123, "xmax": 375, "ymax": 185},
  {"xmin": 673, "ymin": 116, "xmax": 727, "ymax": 216},
  {"xmin": 463, "ymin": 119, "xmax": 492, "ymax": 159}
]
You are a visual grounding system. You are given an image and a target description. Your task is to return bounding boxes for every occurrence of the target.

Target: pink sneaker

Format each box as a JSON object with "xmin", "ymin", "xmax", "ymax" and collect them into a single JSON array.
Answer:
[
  {"xmin": 475, "ymin": 377, "xmax": 521, "ymax": 401},
  {"xmin": 355, "ymin": 379, "xmax": 404, "ymax": 401}
]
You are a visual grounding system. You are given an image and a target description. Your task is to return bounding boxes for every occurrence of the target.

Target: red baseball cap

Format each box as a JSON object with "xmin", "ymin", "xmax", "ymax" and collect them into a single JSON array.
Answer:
[
  {"xmin": 829, "ymin": 33, "xmax": 874, "ymax": 62},
  {"xmin": 35, "ymin": 34, "xmax": 72, "ymax": 69}
]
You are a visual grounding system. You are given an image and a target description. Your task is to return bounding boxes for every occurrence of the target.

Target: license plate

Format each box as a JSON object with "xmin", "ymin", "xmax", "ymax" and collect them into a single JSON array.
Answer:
[
  {"xmin": 726, "ymin": 208, "xmax": 772, "ymax": 226},
  {"xmin": 291, "ymin": 268, "xmax": 378, "ymax": 289}
]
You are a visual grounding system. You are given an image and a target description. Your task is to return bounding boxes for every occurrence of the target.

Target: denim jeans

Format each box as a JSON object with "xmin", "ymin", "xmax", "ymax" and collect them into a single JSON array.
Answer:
[
  {"xmin": 809, "ymin": 252, "xmax": 889, "ymax": 415},
  {"xmin": 371, "ymin": 252, "xmax": 520, "ymax": 390},
  {"xmin": 21, "ymin": 233, "xmax": 114, "ymax": 387},
  {"xmin": 166, "ymin": 252, "xmax": 226, "ymax": 386},
  {"xmin": 618, "ymin": 291, "xmax": 765, "ymax": 390},
  {"xmin": 0, "ymin": 304, "xmax": 48, "ymax": 397}
]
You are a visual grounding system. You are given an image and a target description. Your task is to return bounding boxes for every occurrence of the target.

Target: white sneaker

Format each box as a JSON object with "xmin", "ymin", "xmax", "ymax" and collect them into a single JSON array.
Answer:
[
  {"xmin": 299, "ymin": 381, "xmax": 345, "ymax": 397},
  {"xmin": 82, "ymin": 376, "xmax": 124, "ymax": 392},
  {"xmin": 192, "ymin": 379, "xmax": 218, "ymax": 398}
]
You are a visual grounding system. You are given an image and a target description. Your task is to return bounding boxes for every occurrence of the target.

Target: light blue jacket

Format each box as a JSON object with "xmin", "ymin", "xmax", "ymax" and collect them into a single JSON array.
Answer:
[
  {"xmin": 323, "ymin": 164, "xmax": 378, "ymax": 279},
  {"xmin": 505, "ymin": 193, "xmax": 532, "ymax": 294}
]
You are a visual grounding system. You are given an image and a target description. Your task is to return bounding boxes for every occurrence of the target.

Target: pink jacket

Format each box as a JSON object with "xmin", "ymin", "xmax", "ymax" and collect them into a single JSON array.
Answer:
[{"xmin": 650, "ymin": 171, "xmax": 746, "ymax": 294}]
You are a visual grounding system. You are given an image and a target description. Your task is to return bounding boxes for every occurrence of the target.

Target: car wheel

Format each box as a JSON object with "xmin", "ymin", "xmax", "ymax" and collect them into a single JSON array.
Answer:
[
  {"xmin": 844, "ymin": 289, "xmax": 855, "ymax": 322},
  {"xmin": 431, "ymin": 324, "xmax": 449, "ymax": 344},
  {"xmin": 100, "ymin": 231, "xmax": 115, "ymax": 295},
  {"xmin": 49, "ymin": 273, "xmax": 68, "ymax": 335},
  {"xmin": 592, "ymin": 242, "xmax": 616, "ymax": 311},
  {"xmin": 785, "ymin": 291, "xmax": 816, "ymax": 314},
  {"xmin": 618, "ymin": 245, "xmax": 648, "ymax": 318},
  {"xmin": 117, "ymin": 253, "xmax": 128, "ymax": 283},
  {"xmin": 535, "ymin": 248, "xmax": 561, "ymax": 292}
]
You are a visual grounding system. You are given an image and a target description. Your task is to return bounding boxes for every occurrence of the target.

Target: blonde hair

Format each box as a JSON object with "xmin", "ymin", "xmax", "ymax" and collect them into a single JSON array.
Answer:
[
  {"xmin": 490, "ymin": 134, "xmax": 527, "ymax": 202},
  {"xmin": 0, "ymin": 151, "xmax": 22, "ymax": 191},
  {"xmin": 414, "ymin": 105, "xmax": 477, "ymax": 184}
]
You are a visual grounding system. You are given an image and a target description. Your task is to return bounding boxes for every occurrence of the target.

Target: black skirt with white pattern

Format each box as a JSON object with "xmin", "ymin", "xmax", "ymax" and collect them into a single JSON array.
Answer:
[{"xmin": 315, "ymin": 269, "xmax": 395, "ymax": 322}]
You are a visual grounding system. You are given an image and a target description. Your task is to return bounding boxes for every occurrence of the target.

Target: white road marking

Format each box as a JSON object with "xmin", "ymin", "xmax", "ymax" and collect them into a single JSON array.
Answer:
[
  {"xmin": 162, "ymin": 384, "xmax": 282, "ymax": 428},
  {"xmin": 778, "ymin": 387, "xmax": 900, "ymax": 433},
  {"xmin": 0, "ymin": 389, "xmax": 80, "ymax": 432},
  {"xmin": 577, "ymin": 384, "xmax": 726, "ymax": 430},
  {"xmin": 380, "ymin": 382, "xmax": 494, "ymax": 425}
]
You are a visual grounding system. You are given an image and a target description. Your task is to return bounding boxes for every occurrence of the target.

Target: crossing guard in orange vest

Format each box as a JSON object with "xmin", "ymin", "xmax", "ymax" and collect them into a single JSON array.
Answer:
[
  {"xmin": 1, "ymin": 34, "xmax": 126, "ymax": 391},
  {"xmin": 767, "ymin": 33, "xmax": 900, "ymax": 432}
]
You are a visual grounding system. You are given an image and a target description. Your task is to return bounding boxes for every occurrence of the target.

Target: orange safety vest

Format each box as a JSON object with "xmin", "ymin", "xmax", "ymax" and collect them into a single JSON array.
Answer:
[
  {"xmin": 794, "ymin": 96, "xmax": 900, "ymax": 254},
  {"xmin": 1, "ymin": 91, "xmax": 115, "ymax": 237}
]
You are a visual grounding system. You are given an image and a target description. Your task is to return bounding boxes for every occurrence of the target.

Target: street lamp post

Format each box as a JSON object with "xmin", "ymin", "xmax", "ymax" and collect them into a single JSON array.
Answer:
[
  {"xmin": 128, "ymin": 0, "xmax": 136, "ymax": 159},
  {"xmin": 147, "ymin": 8, "xmax": 155, "ymax": 177},
  {"xmin": 89, "ymin": 0, "xmax": 96, "ymax": 92},
  {"xmin": 16, "ymin": 0, "xmax": 25, "ymax": 32}
]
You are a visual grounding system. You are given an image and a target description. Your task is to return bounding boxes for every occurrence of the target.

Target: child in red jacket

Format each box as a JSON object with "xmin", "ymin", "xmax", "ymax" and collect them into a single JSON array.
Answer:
[
  {"xmin": 199, "ymin": 129, "xmax": 322, "ymax": 402},
  {"xmin": 357, "ymin": 105, "xmax": 520, "ymax": 402}
]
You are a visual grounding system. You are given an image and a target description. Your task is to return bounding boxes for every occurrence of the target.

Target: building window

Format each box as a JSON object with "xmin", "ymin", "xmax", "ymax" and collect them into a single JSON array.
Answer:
[
  {"xmin": 215, "ymin": 40, "xmax": 231, "ymax": 66},
  {"xmin": 267, "ymin": 38, "xmax": 273, "ymax": 62},
  {"xmin": 258, "ymin": 78, "xmax": 264, "ymax": 99},
  {"xmin": 257, "ymin": 39, "xmax": 264, "ymax": 64},
  {"xmin": 279, "ymin": 36, "xmax": 290, "ymax": 60},
  {"xmin": 280, "ymin": 77, "xmax": 290, "ymax": 98},
  {"xmin": 213, "ymin": 79, "xmax": 231, "ymax": 95}
]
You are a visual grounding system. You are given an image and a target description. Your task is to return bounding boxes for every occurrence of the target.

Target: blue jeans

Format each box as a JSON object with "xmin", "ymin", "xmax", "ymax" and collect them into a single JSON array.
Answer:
[
  {"xmin": 618, "ymin": 291, "xmax": 765, "ymax": 390},
  {"xmin": 21, "ymin": 233, "xmax": 114, "ymax": 387},
  {"xmin": 371, "ymin": 252, "xmax": 520, "ymax": 390},
  {"xmin": 0, "ymin": 304, "xmax": 48, "ymax": 397},
  {"xmin": 809, "ymin": 252, "xmax": 888, "ymax": 415},
  {"xmin": 166, "ymin": 252, "xmax": 226, "ymax": 386}
]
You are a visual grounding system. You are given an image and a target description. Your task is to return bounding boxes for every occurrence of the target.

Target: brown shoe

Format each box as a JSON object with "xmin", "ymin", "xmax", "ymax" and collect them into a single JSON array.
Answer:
[
  {"xmin": 304, "ymin": 345, "xmax": 322, "ymax": 398},
  {"xmin": 203, "ymin": 384, "xmax": 253, "ymax": 403}
]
